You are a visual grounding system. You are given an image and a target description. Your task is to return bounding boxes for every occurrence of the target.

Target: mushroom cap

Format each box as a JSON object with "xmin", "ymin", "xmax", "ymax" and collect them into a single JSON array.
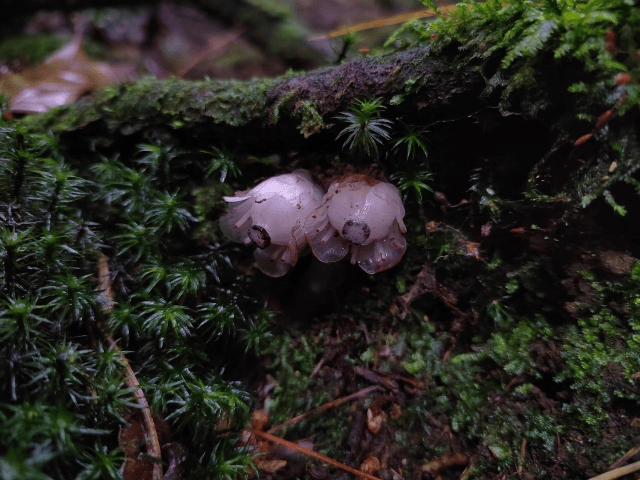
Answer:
[
  {"xmin": 326, "ymin": 180, "xmax": 405, "ymax": 245},
  {"xmin": 235, "ymin": 170, "xmax": 317, "ymax": 204},
  {"xmin": 304, "ymin": 174, "xmax": 407, "ymax": 273},
  {"xmin": 249, "ymin": 194, "xmax": 308, "ymax": 245},
  {"xmin": 220, "ymin": 170, "xmax": 323, "ymax": 277},
  {"xmin": 220, "ymin": 171, "xmax": 324, "ymax": 247},
  {"xmin": 350, "ymin": 219, "xmax": 407, "ymax": 274}
]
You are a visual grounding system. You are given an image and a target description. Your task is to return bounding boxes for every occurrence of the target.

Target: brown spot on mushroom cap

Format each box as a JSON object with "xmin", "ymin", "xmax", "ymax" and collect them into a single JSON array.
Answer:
[
  {"xmin": 341, "ymin": 220, "xmax": 371, "ymax": 245},
  {"xmin": 248, "ymin": 225, "xmax": 271, "ymax": 249}
]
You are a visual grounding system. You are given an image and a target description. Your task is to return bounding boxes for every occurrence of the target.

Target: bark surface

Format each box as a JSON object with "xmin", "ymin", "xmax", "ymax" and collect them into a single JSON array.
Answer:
[{"xmin": 25, "ymin": 47, "xmax": 484, "ymax": 152}]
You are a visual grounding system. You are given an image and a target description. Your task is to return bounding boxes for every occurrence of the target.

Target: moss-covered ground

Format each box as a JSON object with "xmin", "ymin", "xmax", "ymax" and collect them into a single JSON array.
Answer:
[{"xmin": 2, "ymin": 0, "xmax": 640, "ymax": 478}]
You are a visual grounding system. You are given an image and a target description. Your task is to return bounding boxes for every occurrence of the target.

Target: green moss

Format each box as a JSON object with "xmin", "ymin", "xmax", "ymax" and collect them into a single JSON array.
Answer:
[
  {"xmin": 555, "ymin": 265, "xmax": 640, "ymax": 431},
  {"xmin": 4, "ymin": 1, "xmax": 640, "ymax": 477},
  {"xmin": 400, "ymin": 323, "xmax": 443, "ymax": 376},
  {"xmin": 0, "ymin": 35, "xmax": 66, "ymax": 63},
  {"xmin": 270, "ymin": 89, "xmax": 296, "ymax": 124},
  {"xmin": 295, "ymin": 100, "xmax": 325, "ymax": 137},
  {"xmin": 389, "ymin": 94, "xmax": 404, "ymax": 105},
  {"xmin": 20, "ymin": 75, "xmax": 278, "ymax": 138},
  {"xmin": 0, "ymin": 129, "xmax": 265, "ymax": 477},
  {"xmin": 260, "ymin": 327, "xmax": 352, "ymax": 457},
  {"xmin": 487, "ymin": 312, "xmax": 552, "ymax": 377},
  {"xmin": 387, "ymin": 0, "xmax": 640, "ymax": 213}
]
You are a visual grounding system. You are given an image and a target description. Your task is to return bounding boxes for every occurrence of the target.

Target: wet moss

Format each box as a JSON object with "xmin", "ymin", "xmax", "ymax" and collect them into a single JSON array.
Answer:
[
  {"xmin": 20, "ymin": 75, "xmax": 277, "ymax": 139},
  {"xmin": 295, "ymin": 100, "xmax": 325, "ymax": 138}
]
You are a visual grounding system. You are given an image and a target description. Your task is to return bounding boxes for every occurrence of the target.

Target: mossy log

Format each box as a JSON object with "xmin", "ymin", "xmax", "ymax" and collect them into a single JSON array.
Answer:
[
  {"xmin": 24, "ymin": 46, "xmax": 484, "ymax": 153},
  {"xmin": 22, "ymin": 42, "xmax": 637, "ymax": 211}
]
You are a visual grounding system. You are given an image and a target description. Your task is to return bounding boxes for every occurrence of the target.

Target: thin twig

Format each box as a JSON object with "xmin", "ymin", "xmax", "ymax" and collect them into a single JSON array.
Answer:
[
  {"xmin": 420, "ymin": 453, "xmax": 468, "ymax": 475},
  {"xmin": 97, "ymin": 254, "xmax": 115, "ymax": 312},
  {"xmin": 518, "ymin": 437, "xmax": 527, "ymax": 475},
  {"xmin": 309, "ymin": 5, "xmax": 459, "ymax": 40},
  {"xmin": 267, "ymin": 385, "xmax": 382, "ymax": 434},
  {"xmin": 609, "ymin": 444, "xmax": 640, "ymax": 470},
  {"xmin": 253, "ymin": 429, "xmax": 382, "ymax": 480},
  {"xmin": 360, "ymin": 321, "xmax": 372, "ymax": 345},
  {"xmin": 309, "ymin": 357, "xmax": 324, "ymax": 378},
  {"xmin": 354, "ymin": 366, "xmax": 398, "ymax": 391},
  {"xmin": 105, "ymin": 336, "xmax": 163, "ymax": 480},
  {"xmin": 589, "ymin": 460, "xmax": 640, "ymax": 480},
  {"xmin": 176, "ymin": 30, "xmax": 244, "ymax": 78},
  {"xmin": 97, "ymin": 254, "xmax": 163, "ymax": 480}
]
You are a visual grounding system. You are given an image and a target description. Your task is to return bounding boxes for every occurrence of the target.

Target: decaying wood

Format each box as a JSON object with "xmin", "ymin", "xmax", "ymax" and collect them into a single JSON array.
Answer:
[{"xmin": 24, "ymin": 46, "xmax": 484, "ymax": 153}]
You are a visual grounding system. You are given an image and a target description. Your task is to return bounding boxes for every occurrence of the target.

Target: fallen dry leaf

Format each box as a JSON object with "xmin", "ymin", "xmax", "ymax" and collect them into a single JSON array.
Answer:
[
  {"xmin": 119, "ymin": 411, "xmax": 171, "ymax": 480},
  {"xmin": 420, "ymin": 452, "xmax": 468, "ymax": 474},
  {"xmin": 250, "ymin": 409, "xmax": 269, "ymax": 431},
  {"xmin": 360, "ymin": 456, "xmax": 381, "ymax": 475},
  {"xmin": 162, "ymin": 442, "xmax": 187, "ymax": 480},
  {"xmin": 366, "ymin": 407, "xmax": 385, "ymax": 435},
  {"xmin": 0, "ymin": 30, "xmax": 133, "ymax": 114},
  {"xmin": 254, "ymin": 459, "xmax": 288, "ymax": 474}
]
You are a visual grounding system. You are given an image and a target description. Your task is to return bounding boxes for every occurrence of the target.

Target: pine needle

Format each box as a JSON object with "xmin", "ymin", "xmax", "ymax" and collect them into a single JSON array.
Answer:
[
  {"xmin": 252, "ymin": 429, "xmax": 382, "ymax": 480},
  {"xmin": 267, "ymin": 385, "xmax": 382, "ymax": 434},
  {"xmin": 310, "ymin": 5, "xmax": 459, "ymax": 41},
  {"xmin": 98, "ymin": 253, "xmax": 163, "ymax": 480}
]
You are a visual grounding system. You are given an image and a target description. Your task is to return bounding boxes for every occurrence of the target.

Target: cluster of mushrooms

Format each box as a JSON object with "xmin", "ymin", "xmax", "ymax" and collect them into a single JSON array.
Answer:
[{"xmin": 220, "ymin": 171, "xmax": 407, "ymax": 277}]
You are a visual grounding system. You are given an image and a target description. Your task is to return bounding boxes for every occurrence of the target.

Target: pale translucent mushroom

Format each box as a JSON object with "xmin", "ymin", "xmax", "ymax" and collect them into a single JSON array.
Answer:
[
  {"xmin": 220, "ymin": 171, "xmax": 324, "ymax": 277},
  {"xmin": 304, "ymin": 174, "xmax": 407, "ymax": 274}
]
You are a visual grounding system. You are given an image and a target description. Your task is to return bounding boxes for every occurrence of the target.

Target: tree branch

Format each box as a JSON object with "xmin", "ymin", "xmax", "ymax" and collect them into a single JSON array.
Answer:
[{"xmin": 22, "ymin": 47, "xmax": 484, "ymax": 152}]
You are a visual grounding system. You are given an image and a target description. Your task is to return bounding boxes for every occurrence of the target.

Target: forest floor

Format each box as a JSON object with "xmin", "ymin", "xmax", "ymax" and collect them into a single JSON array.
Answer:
[{"xmin": 2, "ymin": 1, "xmax": 640, "ymax": 480}]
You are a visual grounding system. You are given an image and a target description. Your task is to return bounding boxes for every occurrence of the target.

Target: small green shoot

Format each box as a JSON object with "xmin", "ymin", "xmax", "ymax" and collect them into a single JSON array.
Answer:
[
  {"xmin": 332, "ymin": 32, "xmax": 358, "ymax": 64},
  {"xmin": 203, "ymin": 148, "xmax": 240, "ymax": 183},
  {"xmin": 392, "ymin": 124, "xmax": 429, "ymax": 162},
  {"xmin": 335, "ymin": 97, "xmax": 393, "ymax": 157},
  {"xmin": 392, "ymin": 170, "xmax": 434, "ymax": 205}
]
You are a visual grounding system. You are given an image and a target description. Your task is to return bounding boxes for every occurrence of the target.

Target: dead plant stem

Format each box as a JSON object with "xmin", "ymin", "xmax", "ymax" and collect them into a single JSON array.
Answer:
[
  {"xmin": 253, "ymin": 429, "xmax": 382, "ymax": 480},
  {"xmin": 97, "ymin": 254, "xmax": 163, "ymax": 480},
  {"xmin": 267, "ymin": 385, "xmax": 382, "ymax": 434}
]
